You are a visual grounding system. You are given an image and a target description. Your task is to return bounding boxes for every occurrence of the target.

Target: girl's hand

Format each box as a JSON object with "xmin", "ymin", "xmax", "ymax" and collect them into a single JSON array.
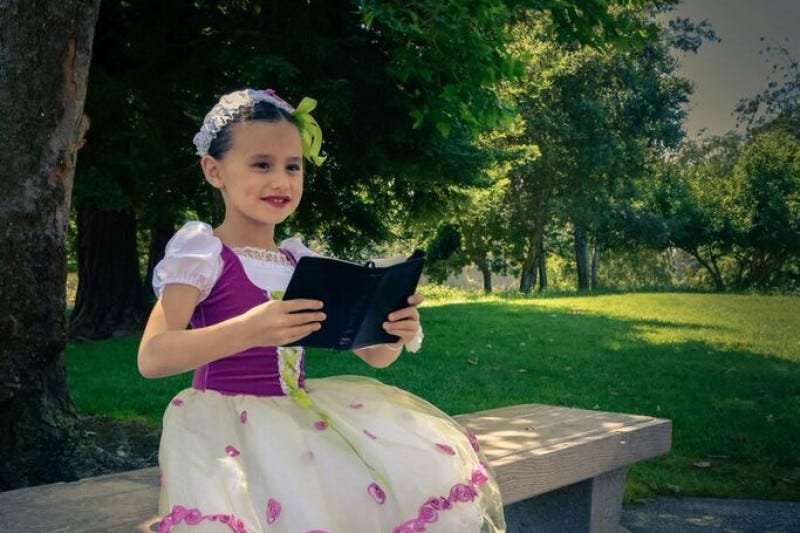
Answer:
[
  {"xmin": 383, "ymin": 293, "xmax": 424, "ymax": 346},
  {"xmin": 241, "ymin": 299, "xmax": 325, "ymax": 347}
]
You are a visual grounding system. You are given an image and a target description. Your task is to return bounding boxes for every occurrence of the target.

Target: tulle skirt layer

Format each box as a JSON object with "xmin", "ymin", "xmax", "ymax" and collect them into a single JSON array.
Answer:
[{"xmin": 157, "ymin": 376, "xmax": 505, "ymax": 533}]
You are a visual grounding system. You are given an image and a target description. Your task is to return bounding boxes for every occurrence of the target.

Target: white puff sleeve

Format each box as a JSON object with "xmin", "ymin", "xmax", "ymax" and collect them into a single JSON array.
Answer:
[
  {"xmin": 152, "ymin": 221, "xmax": 223, "ymax": 301},
  {"xmin": 280, "ymin": 237, "xmax": 317, "ymax": 262}
]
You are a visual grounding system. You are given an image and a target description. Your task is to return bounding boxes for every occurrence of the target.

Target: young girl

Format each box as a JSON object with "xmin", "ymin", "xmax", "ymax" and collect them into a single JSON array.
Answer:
[{"xmin": 138, "ymin": 88, "xmax": 506, "ymax": 533}]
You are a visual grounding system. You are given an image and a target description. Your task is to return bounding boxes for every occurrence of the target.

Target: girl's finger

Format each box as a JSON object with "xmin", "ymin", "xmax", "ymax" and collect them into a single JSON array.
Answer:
[
  {"xmin": 407, "ymin": 294, "xmax": 424, "ymax": 305},
  {"xmin": 387, "ymin": 308, "xmax": 419, "ymax": 322},
  {"xmin": 282, "ymin": 299, "xmax": 324, "ymax": 312}
]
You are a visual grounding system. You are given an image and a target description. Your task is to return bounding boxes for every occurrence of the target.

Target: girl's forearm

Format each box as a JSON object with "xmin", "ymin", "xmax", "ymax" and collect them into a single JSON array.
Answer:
[
  {"xmin": 138, "ymin": 315, "xmax": 255, "ymax": 378},
  {"xmin": 354, "ymin": 343, "xmax": 403, "ymax": 368}
]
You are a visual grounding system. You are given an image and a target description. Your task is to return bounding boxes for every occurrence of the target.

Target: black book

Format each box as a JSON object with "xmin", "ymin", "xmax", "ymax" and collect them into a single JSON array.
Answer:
[{"xmin": 283, "ymin": 250, "xmax": 425, "ymax": 350}]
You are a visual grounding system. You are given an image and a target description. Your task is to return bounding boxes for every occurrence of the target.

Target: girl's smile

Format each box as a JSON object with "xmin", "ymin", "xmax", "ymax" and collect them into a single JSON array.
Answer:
[{"xmin": 261, "ymin": 194, "xmax": 292, "ymax": 208}]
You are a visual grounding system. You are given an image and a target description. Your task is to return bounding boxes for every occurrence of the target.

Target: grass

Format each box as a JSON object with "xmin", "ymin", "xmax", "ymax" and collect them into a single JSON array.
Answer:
[{"xmin": 65, "ymin": 289, "xmax": 800, "ymax": 502}]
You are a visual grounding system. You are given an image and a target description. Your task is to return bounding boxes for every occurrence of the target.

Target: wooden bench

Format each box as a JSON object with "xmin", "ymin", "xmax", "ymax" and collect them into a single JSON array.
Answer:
[{"xmin": 0, "ymin": 403, "xmax": 670, "ymax": 532}]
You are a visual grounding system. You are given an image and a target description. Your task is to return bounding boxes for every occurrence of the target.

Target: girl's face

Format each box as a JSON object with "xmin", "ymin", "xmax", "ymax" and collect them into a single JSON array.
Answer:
[{"xmin": 204, "ymin": 119, "xmax": 304, "ymax": 228}]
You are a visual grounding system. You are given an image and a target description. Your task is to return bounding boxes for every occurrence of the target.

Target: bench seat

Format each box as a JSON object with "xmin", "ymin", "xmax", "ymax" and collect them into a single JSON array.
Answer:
[
  {"xmin": 0, "ymin": 403, "xmax": 670, "ymax": 532},
  {"xmin": 455, "ymin": 403, "xmax": 671, "ymax": 532}
]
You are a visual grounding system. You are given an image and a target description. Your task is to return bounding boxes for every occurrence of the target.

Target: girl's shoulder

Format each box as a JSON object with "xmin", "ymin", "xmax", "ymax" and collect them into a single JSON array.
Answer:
[
  {"xmin": 152, "ymin": 221, "xmax": 223, "ymax": 299},
  {"xmin": 166, "ymin": 221, "xmax": 222, "ymax": 255}
]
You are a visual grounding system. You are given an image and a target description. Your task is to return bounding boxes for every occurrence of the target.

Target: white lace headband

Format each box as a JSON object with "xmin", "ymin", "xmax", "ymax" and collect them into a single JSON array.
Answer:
[{"xmin": 192, "ymin": 88, "xmax": 325, "ymax": 166}]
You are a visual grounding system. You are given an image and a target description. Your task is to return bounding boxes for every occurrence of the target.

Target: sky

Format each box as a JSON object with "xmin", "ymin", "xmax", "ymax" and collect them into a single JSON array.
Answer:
[{"xmin": 665, "ymin": 0, "xmax": 800, "ymax": 137}]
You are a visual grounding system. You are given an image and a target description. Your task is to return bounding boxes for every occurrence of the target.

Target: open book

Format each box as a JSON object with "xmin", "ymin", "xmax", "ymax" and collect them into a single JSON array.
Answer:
[{"xmin": 283, "ymin": 250, "xmax": 425, "ymax": 350}]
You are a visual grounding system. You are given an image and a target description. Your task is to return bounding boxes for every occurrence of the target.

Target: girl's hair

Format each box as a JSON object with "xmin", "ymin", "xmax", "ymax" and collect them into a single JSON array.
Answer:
[
  {"xmin": 194, "ymin": 89, "xmax": 325, "ymax": 165},
  {"xmin": 207, "ymin": 101, "xmax": 296, "ymax": 159}
]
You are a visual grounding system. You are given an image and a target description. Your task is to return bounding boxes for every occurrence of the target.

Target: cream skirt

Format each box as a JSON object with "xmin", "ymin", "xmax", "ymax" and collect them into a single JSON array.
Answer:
[{"xmin": 157, "ymin": 376, "xmax": 505, "ymax": 533}]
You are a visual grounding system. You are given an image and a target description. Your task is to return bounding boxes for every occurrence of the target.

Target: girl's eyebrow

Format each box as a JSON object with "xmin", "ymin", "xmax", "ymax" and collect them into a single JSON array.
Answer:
[{"xmin": 250, "ymin": 154, "xmax": 302, "ymax": 162}]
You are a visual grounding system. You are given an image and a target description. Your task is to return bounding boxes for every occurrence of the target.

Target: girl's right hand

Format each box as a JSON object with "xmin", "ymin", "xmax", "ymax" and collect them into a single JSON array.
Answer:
[{"xmin": 241, "ymin": 299, "xmax": 325, "ymax": 347}]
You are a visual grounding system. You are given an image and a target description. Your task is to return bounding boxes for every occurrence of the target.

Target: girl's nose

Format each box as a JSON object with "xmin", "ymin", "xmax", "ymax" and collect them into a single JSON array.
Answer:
[{"xmin": 269, "ymin": 173, "xmax": 291, "ymax": 189}]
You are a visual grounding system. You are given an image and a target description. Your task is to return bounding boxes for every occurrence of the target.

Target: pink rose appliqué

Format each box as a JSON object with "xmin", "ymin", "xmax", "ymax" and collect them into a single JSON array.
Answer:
[
  {"xmin": 225, "ymin": 445, "xmax": 240, "ymax": 457},
  {"xmin": 349, "ymin": 402, "xmax": 363, "ymax": 409},
  {"xmin": 435, "ymin": 443, "xmax": 456, "ymax": 455},
  {"xmin": 314, "ymin": 420, "xmax": 328, "ymax": 430},
  {"xmin": 418, "ymin": 503, "xmax": 438, "ymax": 523},
  {"xmin": 363, "ymin": 429, "xmax": 377, "ymax": 440},
  {"xmin": 240, "ymin": 410, "xmax": 248, "ymax": 423},
  {"xmin": 184, "ymin": 508, "xmax": 203, "ymax": 525},
  {"xmin": 466, "ymin": 431, "xmax": 480, "ymax": 452},
  {"xmin": 266, "ymin": 498, "xmax": 281, "ymax": 524},
  {"xmin": 171, "ymin": 398, "xmax": 183, "ymax": 407},
  {"xmin": 471, "ymin": 465, "xmax": 489, "ymax": 485},
  {"xmin": 368, "ymin": 482, "xmax": 386, "ymax": 504},
  {"xmin": 449, "ymin": 483, "xmax": 477, "ymax": 503}
]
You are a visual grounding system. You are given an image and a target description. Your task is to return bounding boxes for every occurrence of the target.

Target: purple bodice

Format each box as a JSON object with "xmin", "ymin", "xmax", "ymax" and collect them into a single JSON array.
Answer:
[{"xmin": 190, "ymin": 246, "xmax": 303, "ymax": 396}]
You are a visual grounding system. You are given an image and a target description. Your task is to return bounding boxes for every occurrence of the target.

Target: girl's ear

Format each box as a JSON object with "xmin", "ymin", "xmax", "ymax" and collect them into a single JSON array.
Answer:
[{"xmin": 200, "ymin": 155, "xmax": 224, "ymax": 189}]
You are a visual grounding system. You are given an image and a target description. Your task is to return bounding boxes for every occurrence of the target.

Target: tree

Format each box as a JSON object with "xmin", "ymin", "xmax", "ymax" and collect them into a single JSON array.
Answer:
[
  {"xmin": 736, "ymin": 44, "xmax": 800, "ymax": 131},
  {"xmin": 490, "ymin": 4, "xmax": 693, "ymax": 292},
  {"xmin": 730, "ymin": 130, "xmax": 800, "ymax": 289},
  {"xmin": 623, "ymin": 134, "xmax": 744, "ymax": 290},
  {"xmin": 71, "ymin": 0, "xmax": 649, "ymax": 337},
  {"xmin": 0, "ymin": 0, "xmax": 102, "ymax": 489}
]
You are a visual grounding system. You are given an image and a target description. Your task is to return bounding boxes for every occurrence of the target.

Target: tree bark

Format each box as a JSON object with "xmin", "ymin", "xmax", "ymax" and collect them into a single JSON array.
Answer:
[
  {"xmin": 478, "ymin": 260, "xmax": 493, "ymax": 294},
  {"xmin": 0, "ymin": 0, "xmax": 102, "ymax": 489},
  {"xmin": 69, "ymin": 205, "xmax": 147, "ymax": 339},
  {"xmin": 590, "ymin": 237, "xmax": 600, "ymax": 290},
  {"xmin": 574, "ymin": 225, "xmax": 590, "ymax": 290},
  {"xmin": 519, "ymin": 227, "xmax": 544, "ymax": 294},
  {"xmin": 537, "ymin": 234, "xmax": 548, "ymax": 291}
]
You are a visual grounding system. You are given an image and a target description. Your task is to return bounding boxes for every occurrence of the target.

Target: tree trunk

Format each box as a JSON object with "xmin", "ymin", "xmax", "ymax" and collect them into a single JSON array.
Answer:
[
  {"xmin": 69, "ymin": 204, "xmax": 147, "ymax": 340},
  {"xmin": 0, "ymin": 0, "xmax": 101, "ymax": 489},
  {"xmin": 590, "ymin": 238, "xmax": 600, "ymax": 290},
  {"xmin": 519, "ymin": 227, "xmax": 544, "ymax": 294},
  {"xmin": 478, "ymin": 261, "xmax": 493, "ymax": 294},
  {"xmin": 537, "ymin": 235, "xmax": 548, "ymax": 291},
  {"xmin": 574, "ymin": 226, "xmax": 590, "ymax": 290}
]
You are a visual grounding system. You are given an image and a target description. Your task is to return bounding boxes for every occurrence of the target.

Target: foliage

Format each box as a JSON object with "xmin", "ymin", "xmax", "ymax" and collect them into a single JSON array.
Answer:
[
  {"xmin": 625, "ymin": 134, "xmax": 744, "ymax": 289},
  {"xmin": 730, "ymin": 130, "xmax": 800, "ymax": 289},
  {"xmin": 626, "ymin": 125, "xmax": 800, "ymax": 292},
  {"xmin": 76, "ymin": 0, "xmax": 647, "ymax": 260},
  {"xmin": 472, "ymin": 3, "xmax": 695, "ymax": 292},
  {"xmin": 736, "ymin": 43, "xmax": 800, "ymax": 131}
]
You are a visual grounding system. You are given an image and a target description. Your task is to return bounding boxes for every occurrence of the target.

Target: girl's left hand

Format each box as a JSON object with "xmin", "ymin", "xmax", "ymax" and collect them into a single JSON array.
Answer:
[{"xmin": 383, "ymin": 293, "xmax": 423, "ymax": 345}]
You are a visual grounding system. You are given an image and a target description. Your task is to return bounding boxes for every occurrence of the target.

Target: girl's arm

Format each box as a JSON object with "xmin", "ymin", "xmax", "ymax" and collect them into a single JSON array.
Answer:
[
  {"xmin": 354, "ymin": 294, "xmax": 423, "ymax": 368},
  {"xmin": 138, "ymin": 284, "xmax": 325, "ymax": 378}
]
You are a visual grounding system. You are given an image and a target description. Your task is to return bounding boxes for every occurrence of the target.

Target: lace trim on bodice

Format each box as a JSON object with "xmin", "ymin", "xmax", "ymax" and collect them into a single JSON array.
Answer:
[{"xmin": 231, "ymin": 246, "xmax": 292, "ymax": 266}]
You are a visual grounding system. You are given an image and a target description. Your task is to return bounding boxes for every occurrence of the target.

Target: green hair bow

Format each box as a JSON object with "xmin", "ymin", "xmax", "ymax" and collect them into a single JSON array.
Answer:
[{"xmin": 294, "ymin": 97, "xmax": 326, "ymax": 166}]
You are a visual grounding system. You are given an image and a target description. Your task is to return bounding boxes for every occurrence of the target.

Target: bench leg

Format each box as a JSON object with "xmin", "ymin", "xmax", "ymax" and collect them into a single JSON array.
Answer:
[{"xmin": 503, "ymin": 467, "xmax": 628, "ymax": 533}]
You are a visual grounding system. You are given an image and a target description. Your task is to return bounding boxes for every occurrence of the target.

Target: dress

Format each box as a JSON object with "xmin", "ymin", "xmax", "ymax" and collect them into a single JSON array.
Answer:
[{"xmin": 152, "ymin": 221, "xmax": 506, "ymax": 533}]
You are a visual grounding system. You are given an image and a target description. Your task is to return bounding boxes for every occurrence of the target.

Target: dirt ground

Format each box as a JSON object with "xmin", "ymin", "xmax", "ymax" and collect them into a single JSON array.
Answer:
[{"xmin": 80, "ymin": 415, "xmax": 161, "ymax": 477}]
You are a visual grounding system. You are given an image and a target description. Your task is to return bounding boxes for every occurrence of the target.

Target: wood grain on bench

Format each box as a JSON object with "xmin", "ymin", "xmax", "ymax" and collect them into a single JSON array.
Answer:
[{"xmin": 455, "ymin": 403, "xmax": 672, "ymax": 505}]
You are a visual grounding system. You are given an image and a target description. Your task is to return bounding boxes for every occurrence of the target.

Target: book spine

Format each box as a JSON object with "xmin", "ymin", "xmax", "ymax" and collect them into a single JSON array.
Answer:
[{"xmin": 337, "ymin": 271, "xmax": 383, "ymax": 349}]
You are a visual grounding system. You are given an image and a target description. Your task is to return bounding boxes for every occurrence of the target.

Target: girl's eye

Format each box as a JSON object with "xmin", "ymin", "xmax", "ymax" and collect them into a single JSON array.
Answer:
[
  {"xmin": 253, "ymin": 162, "xmax": 269, "ymax": 170},
  {"xmin": 287, "ymin": 164, "xmax": 301, "ymax": 173}
]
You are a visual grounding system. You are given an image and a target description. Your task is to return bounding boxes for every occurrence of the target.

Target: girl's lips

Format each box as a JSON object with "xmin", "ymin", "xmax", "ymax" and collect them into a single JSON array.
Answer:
[{"xmin": 261, "ymin": 196, "xmax": 291, "ymax": 208}]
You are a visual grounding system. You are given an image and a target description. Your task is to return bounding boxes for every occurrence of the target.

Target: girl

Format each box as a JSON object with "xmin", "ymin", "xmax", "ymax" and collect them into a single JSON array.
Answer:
[{"xmin": 138, "ymin": 88, "xmax": 506, "ymax": 533}]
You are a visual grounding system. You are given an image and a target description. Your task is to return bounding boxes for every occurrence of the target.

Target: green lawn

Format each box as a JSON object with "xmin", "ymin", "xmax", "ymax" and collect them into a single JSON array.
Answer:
[{"xmin": 66, "ymin": 290, "xmax": 800, "ymax": 502}]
